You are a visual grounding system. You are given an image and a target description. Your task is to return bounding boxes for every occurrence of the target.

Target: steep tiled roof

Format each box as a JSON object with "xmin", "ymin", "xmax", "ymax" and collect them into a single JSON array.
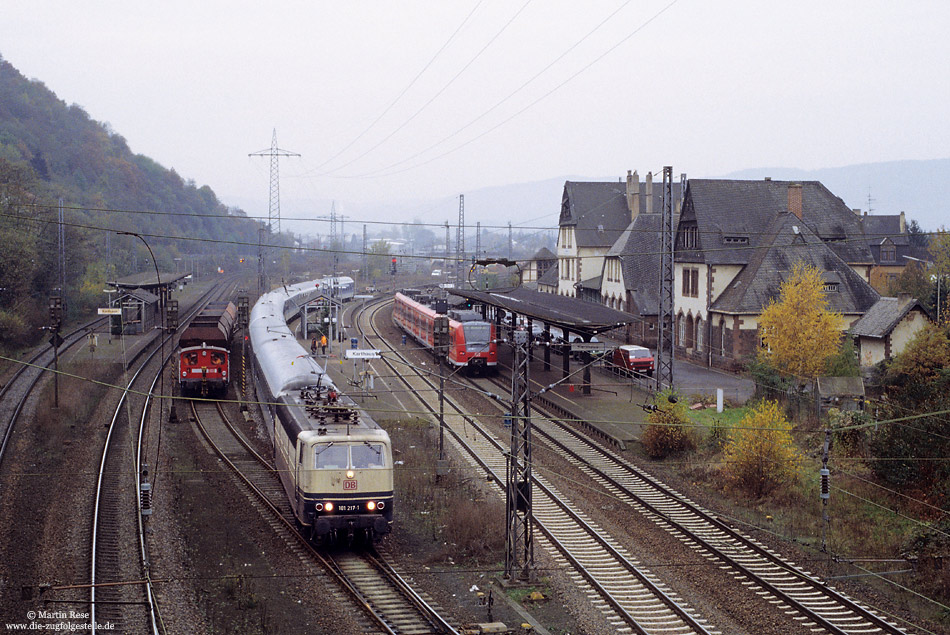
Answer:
[
  {"xmin": 605, "ymin": 212, "xmax": 678, "ymax": 317},
  {"xmin": 537, "ymin": 262, "xmax": 559, "ymax": 287},
  {"xmin": 532, "ymin": 246, "xmax": 556, "ymax": 261},
  {"xmin": 850, "ymin": 295, "xmax": 930, "ymax": 338},
  {"xmin": 860, "ymin": 214, "xmax": 910, "ymax": 246},
  {"xmin": 711, "ymin": 213, "xmax": 879, "ymax": 315},
  {"xmin": 677, "ymin": 179, "xmax": 873, "ymax": 266},
  {"xmin": 560, "ymin": 180, "xmax": 682, "ymax": 250}
]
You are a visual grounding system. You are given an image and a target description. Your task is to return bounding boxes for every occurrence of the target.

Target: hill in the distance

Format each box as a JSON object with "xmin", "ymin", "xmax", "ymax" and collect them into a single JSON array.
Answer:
[
  {"xmin": 276, "ymin": 159, "xmax": 948, "ymax": 239},
  {"xmin": 722, "ymin": 159, "xmax": 949, "ymax": 230}
]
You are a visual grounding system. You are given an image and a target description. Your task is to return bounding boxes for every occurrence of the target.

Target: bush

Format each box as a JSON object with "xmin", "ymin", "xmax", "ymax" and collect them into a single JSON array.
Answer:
[
  {"xmin": 827, "ymin": 407, "xmax": 871, "ymax": 457},
  {"xmin": 722, "ymin": 400, "xmax": 802, "ymax": 498},
  {"xmin": 641, "ymin": 389, "xmax": 696, "ymax": 459}
]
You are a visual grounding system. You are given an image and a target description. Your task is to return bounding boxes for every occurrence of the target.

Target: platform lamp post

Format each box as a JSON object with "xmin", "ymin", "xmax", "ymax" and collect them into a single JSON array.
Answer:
[{"xmin": 117, "ymin": 231, "xmax": 164, "ymax": 522}]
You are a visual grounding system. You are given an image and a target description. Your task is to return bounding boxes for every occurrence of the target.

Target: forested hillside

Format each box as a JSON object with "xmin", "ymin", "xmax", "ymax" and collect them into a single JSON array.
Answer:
[{"xmin": 0, "ymin": 55, "xmax": 271, "ymax": 348}]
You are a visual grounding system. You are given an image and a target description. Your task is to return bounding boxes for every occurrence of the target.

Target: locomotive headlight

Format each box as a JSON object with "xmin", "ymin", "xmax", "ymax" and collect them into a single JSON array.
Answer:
[
  {"xmin": 377, "ymin": 501, "xmax": 385, "ymax": 510},
  {"xmin": 346, "ymin": 470, "xmax": 355, "ymax": 479},
  {"xmin": 315, "ymin": 503, "xmax": 324, "ymax": 512},
  {"xmin": 324, "ymin": 502, "xmax": 334, "ymax": 512},
  {"xmin": 367, "ymin": 501, "xmax": 376, "ymax": 511}
]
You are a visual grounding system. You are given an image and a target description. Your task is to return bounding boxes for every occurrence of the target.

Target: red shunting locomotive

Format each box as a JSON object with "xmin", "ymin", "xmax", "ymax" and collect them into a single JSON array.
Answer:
[{"xmin": 178, "ymin": 301, "xmax": 237, "ymax": 396}]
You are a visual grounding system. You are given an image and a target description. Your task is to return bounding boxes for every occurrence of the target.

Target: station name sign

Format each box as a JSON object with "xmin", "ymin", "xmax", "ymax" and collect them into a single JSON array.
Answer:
[
  {"xmin": 98, "ymin": 307, "xmax": 122, "ymax": 315},
  {"xmin": 344, "ymin": 349, "xmax": 381, "ymax": 359},
  {"xmin": 570, "ymin": 341, "xmax": 606, "ymax": 352}
]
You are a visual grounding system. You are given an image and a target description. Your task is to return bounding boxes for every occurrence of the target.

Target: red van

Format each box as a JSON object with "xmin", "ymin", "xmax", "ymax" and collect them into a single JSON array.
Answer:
[{"xmin": 611, "ymin": 345, "xmax": 654, "ymax": 377}]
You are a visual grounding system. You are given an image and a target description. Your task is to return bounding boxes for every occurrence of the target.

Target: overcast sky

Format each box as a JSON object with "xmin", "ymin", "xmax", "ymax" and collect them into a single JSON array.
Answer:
[{"xmin": 2, "ymin": 1, "xmax": 948, "ymax": 230}]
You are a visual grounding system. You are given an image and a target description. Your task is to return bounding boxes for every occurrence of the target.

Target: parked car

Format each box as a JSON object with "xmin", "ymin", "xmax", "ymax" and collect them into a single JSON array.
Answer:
[{"xmin": 610, "ymin": 345, "xmax": 654, "ymax": 376}]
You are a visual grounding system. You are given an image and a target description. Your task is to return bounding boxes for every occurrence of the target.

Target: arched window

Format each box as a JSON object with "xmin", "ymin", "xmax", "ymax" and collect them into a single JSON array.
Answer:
[
  {"xmin": 696, "ymin": 318, "xmax": 703, "ymax": 352},
  {"xmin": 685, "ymin": 314, "xmax": 695, "ymax": 349},
  {"xmin": 677, "ymin": 313, "xmax": 685, "ymax": 345},
  {"xmin": 719, "ymin": 318, "xmax": 726, "ymax": 356}
]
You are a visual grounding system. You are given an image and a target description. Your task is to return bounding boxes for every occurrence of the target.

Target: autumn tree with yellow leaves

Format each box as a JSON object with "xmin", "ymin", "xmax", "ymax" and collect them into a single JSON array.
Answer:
[
  {"xmin": 757, "ymin": 262, "xmax": 843, "ymax": 383},
  {"xmin": 723, "ymin": 400, "xmax": 803, "ymax": 498}
]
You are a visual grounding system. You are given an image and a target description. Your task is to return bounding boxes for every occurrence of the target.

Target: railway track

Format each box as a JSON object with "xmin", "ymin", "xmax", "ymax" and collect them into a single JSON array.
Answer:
[
  {"xmin": 0, "ymin": 316, "xmax": 107, "ymax": 470},
  {"xmin": 190, "ymin": 387, "xmax": 458, "ymax": 634},
  {"xmin": 90, "ymin": 282, "xmax": 238, "ymax": 634},
  {"xmin": 474, "ymin": 369, "xmax": 916, "ymax": 635},
  {"xmin": 357, "ymin": 299, "xmax": 716, "ymax": 635}
]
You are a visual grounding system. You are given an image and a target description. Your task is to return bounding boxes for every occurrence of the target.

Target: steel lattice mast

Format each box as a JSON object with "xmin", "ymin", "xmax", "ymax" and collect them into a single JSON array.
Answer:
[
  {"xmin": 656, "ymin": 166, "xmax": 675, "ymax": 390},
  {"xmin": 249, "ymin": 129, "xmax": 299, "ymax": 293},
  {"xmin": 505, "ymin": 329, "xmax": 535, "ymax": 581},
  {"xmin": 456, "ymin": 194, "xmax": 464, "ymax": 285},
  {"xmin": 249, "ymin": 129, "xmax": 299, "ymax": 235}
]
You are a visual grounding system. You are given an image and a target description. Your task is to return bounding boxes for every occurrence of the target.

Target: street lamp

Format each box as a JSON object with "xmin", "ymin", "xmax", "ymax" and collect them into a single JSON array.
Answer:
[{"xmin": 117, "ymin": 231, "xmax": 166, "ymax": 422}]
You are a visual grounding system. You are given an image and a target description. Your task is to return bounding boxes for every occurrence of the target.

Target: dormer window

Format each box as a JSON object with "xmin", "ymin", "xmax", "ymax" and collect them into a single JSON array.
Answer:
[
  {"xmin": 880, "ymin": 240, "xmax": 896, "ymax": 263},
  {"xmin": 723, "ymin": 236, "xmax": 749, "ymax": 245},
  {"xmin": 823, "ymin": 282, "xmax": 839, "ymax": 293},
  {"xmin": 682, "ymin": 225, "xmax": 699, "ymax": 249}
]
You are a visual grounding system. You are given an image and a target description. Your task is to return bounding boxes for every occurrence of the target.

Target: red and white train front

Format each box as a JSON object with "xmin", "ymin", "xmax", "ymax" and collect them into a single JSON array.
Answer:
[
  {"xmin": 393, "ymin": 292, "xmax": 497, "ymax": 370},
  {"xmin": 179, "ymin": 345, "xmax": 230, "ymax": 394},
  {"xmin": 178, "ymin": 302, "xmax": 237, "ymax": 396}
]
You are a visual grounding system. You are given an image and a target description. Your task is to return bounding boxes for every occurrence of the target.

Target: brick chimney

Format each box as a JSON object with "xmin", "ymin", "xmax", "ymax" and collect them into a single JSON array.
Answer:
[
  {"xmin": 900, "ymin": 210, "xmax": 906, "ymax": 233},
  {"xmin": 788, "ymin": 183, "xmax": 803, "ymax": 220},
  {"xmin": 625, "ymin": 170, "xmax": 640, "ymax": 223},
  {"xmin": 645, "ymin": 171, "xmax": 653, "ymax": 215}
]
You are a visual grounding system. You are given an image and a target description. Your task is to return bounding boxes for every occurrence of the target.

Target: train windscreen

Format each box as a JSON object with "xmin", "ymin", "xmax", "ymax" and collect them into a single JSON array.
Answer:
[
  {"xmin": 314, "ymin": 443, "xmax": 348, "ymax": 469},
  {"xmin": 463, "ymin": 323, "xmax": 491, "ymax": 349},
  {"xmin": 352, "ymin": 443, "xmax": 386, "ymax": 468}
]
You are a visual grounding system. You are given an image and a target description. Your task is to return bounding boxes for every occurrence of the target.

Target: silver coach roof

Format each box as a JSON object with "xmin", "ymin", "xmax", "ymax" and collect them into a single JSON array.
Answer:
[{"xmin": 250, "ymin": 282, "xmax": 328, "ymax": 398}]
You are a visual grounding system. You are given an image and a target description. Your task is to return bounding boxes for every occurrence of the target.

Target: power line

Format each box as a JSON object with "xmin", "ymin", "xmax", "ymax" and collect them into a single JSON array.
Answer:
[
  {"xmin": 317, "ymin": 0, "xmax": 533, "ymax": 176},
  {"xmin": 310, "ymin": 0, "xmax": 487, "ymax": 173},
  {"xmin": 338, "ymin": 0, "xmax": 679, "ymax": 179}
]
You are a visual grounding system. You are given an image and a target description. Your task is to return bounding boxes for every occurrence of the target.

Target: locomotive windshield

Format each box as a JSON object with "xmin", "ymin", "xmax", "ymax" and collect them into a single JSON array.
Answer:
[
  {"xmin": 352, "ymin": 442, "xmax": 386, "ymax": 468},
  {"xmin": 463, "ymin": 323, "xmax": 491, "ymax": 348},
  {"xmin": 314, "ymin": 443, "xmax": 347, "ymax": 469},
  {"xmin": 314, "ymin": 442, "xmax": 387, "ymax": 469}
]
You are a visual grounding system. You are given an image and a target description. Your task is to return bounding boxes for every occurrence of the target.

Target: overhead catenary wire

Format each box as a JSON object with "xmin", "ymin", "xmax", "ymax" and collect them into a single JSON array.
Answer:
[
  {"xmin": 8, "ymin": 207, "xmax": 938, "ymax": 271},
  {"xmin": 17, "ymin": 200, "xmax": 940, "ymax": 245},
  {"xmin": 337, "ymin": 0, "xmax": 681, "ymax": 180},
  {"xmin": 314, "ymin": 0, "xmax": 535, "ymax": 177},
  {"xmin": 310, "ymin": 0, "xmax": 488, "ymax": 173}
]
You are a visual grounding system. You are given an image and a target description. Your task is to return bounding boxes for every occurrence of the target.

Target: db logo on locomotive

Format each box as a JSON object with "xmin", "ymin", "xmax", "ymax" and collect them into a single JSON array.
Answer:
[{"xmin": 343, "ymin": 480, "xmax": 357, "ymax": 490}]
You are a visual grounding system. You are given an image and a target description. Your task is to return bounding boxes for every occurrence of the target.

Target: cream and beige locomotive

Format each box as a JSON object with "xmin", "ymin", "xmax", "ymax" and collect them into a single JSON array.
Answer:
[{"xmin": 250, "ymin": 281, "xmax": 393, "ymax": 542}]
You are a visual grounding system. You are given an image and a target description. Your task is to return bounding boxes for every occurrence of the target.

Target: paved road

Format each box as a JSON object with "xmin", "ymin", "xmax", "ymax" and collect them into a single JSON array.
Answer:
[{"xmin": 669, "ymin": 358, "xmax": 755, "ymax": 405}]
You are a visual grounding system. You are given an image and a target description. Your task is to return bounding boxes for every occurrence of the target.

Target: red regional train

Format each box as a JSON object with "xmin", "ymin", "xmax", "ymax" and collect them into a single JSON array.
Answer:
[
  {"xmin": 393, "ymin": 291, "xmax": 497, "ymax": 371},
  {"xmin": 178, "ymin": 301, "xmax": 237, "ymax": 396}
]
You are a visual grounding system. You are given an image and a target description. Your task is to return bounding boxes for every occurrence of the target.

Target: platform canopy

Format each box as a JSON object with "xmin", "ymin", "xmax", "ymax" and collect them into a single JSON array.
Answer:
[
  {"xmin": 108, "ymin": 271, "xmax": 190, "ymax": 291},
  {"xmin": 450, "ymin": 286, "xmax": 636, "ymax": 336}
]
